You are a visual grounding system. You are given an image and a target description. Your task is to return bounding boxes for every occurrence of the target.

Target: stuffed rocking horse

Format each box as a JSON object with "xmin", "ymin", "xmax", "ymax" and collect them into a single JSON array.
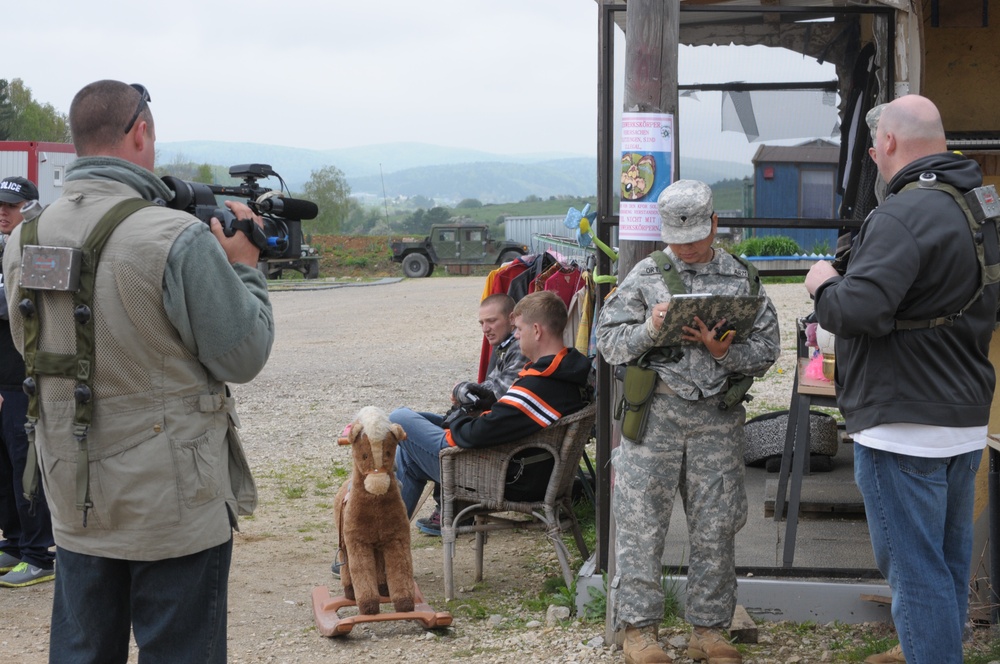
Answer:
[{"xmin": 311, "ymin": 406, "xmax": 451, "ymax": 637}]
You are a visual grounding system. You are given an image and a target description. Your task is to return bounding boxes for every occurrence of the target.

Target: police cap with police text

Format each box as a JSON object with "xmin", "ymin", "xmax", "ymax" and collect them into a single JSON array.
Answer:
[
  {"xmin": 658, "ymin": 179, "xmax": 715, "ymax": 244},
  {"xmin": 0, "ymin": 176, "xmax": 39, "ymax": 204}
]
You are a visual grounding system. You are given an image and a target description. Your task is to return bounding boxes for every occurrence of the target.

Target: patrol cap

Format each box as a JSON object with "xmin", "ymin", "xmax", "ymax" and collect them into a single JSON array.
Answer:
[
  {"xmin": 658, "ymin": 179, "xmax": 714, "ymax": 244},
  {"xmin": 866, "ymin": 103, "xmax": 887, "ymax": 136},
  {"xmin": 0, "ymin": 176, "xmax": 39, "ymax": 204}
]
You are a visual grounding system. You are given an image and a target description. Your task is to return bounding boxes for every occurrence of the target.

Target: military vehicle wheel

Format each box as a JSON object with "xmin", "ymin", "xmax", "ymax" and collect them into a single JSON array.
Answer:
[
  {"xmin": 403, "ymin": 253, "xmax": 431, "ymax": 278},
  {"xmin": 499, "ymin": 250, "xmax": 522, "ymax": 265},
  {"xmin": 305, "ymin": 260, "xmax": 320, "ymax": 280}
]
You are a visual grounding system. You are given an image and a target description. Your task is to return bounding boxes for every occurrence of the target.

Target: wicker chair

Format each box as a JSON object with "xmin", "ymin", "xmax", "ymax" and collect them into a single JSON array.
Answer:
[{"xmin": 439, "ymin": 401, "xmax": 597, "ymax": 600}]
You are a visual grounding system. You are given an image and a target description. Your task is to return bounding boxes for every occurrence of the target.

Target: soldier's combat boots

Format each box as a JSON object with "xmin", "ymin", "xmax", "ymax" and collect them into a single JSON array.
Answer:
[
  {"xmin": 622, "ymin": 624, "xmax": 672, "ymax": 664},
  {"xmin": 688, "ymin": 626, "xmax": 741, "ymax": 664}
]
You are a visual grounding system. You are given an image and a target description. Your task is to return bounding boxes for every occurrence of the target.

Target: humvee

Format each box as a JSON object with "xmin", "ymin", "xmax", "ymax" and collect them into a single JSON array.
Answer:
[{"xmin": 390, "ymin": 223, "xmax": 527, "ymax": 278}]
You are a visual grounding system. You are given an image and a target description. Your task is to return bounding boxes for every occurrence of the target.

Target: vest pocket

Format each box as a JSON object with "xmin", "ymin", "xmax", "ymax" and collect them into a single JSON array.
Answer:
[
  {"xmin": 172, "ymin": 432, "xmax": 222, "ymax": 508},
  {"xmin": 41, "ymin": 431, "xmax": 185, "ymax": 530}
]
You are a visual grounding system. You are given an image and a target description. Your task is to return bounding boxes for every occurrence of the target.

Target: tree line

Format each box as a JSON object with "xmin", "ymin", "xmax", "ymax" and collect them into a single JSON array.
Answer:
[{"xmin": 0, "ymin": 79, "xmax": 71, "ymax": 142}]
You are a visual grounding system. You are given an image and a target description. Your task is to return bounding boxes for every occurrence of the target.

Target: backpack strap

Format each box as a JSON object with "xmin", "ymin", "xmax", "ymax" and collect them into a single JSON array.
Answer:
[
  {"xmin": 18, "ymin": 198, "xmax": 154, "ymax": 525},
  {"xmin": 731, "ymin": 253, "xmax": 761, "ymax": 297},
  {"xmin": 649, "ymin": 250, "xmax": 688, "ymax": 295},
  {"xmin": 894, "ymin": 178, "xmax": 1000, "ymax": 330}
]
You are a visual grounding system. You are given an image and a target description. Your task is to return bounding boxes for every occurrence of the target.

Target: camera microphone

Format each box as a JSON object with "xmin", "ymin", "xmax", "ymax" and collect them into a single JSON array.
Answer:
[{"xmin": 256, "ymin": 195, "xmax": 319, "ymax": 220}]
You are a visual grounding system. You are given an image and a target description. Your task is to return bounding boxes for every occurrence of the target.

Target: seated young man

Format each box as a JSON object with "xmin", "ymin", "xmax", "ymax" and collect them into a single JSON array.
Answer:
[
  {"xmin": 412, "ymin": 293, "xmax": 527, "ymax": 535},
  {"xmin": 391, "ymin": 290, "xmax": 593, "ymax": 519},
  {"xmin": 468, "ymin": 292, "xmax": 527, "ymax": 400}
]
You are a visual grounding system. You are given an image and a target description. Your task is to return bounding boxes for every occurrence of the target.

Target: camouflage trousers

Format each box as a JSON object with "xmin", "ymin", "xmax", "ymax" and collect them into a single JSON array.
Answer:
[{"xmin": 611, "ymin": 390, "xmax": 748, "ymax": 630}]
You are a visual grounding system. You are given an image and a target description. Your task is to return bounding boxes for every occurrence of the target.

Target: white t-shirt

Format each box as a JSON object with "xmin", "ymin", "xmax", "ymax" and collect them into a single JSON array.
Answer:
[{"xmin": 856, "ymin": 422, "xmax": 986, "ymax": 458}]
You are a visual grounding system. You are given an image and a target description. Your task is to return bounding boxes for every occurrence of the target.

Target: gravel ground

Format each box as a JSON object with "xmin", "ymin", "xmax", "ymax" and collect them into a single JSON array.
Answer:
[{"xmin": 3, "ymin": 275, "xmax": 996, "ymax": 663}]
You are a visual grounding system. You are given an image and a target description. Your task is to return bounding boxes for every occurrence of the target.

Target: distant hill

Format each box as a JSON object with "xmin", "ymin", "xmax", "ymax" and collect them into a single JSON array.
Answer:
[{"xmin": 155, "ymin": 140, "xmax": 751, "ymax": 204}]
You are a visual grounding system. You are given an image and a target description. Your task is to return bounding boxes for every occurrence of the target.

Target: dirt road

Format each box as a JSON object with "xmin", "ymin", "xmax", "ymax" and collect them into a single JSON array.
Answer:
[{"xmin": 1, "ymin": 277, "xmax": 837, "ymax": 663}]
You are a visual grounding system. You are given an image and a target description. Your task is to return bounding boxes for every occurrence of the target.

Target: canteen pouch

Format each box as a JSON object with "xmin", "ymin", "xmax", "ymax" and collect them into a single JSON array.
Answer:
[
  {"xmin": 719, "ymin": 373, "xmax": 755, "ymax": 411},
  {"xmin": 614, "ymin": 351, "xmax": 658, "ymax": 442}
]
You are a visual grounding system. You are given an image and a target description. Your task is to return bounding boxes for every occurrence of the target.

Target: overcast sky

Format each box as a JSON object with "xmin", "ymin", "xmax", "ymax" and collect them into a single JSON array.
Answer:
[{"xmin": 8, "ymin": 1, "xmax": 836, "ymax": 164}]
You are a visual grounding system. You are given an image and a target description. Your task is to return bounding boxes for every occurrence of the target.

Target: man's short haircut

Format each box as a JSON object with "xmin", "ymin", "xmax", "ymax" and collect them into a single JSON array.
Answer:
[
  {"xmin": 70, "ymin": 80, "xmax": 152, "ymax": 155},
  {"xmin": 512, "ymin": 291, "xmax": 567, "ymax": 335},
  {"xmin": 481, "ymin": 293, "xmax": 515, "ymax": 317}
]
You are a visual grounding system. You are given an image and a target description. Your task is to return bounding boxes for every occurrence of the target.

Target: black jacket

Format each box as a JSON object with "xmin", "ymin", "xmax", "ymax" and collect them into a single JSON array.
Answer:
[
  {"xmin": 814, "ymin": 152, "xmax": 999, "ymax": 432},
  {"xmin": 0, "ymin": 248, "xmax": 27, "ymax": 391},
  {"xmin": 445, "ymin": 347, "xmax": 592, "ymax": 449}
]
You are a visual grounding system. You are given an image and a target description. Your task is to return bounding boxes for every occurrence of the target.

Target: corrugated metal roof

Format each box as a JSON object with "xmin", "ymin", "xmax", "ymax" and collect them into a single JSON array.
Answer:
[{"xmin": 752, "ymin": 140, "xmax": 840, "ymax": 165}]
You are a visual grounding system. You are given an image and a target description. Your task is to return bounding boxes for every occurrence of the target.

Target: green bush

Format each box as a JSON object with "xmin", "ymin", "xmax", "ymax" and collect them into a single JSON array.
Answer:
[
  {"xmin": 731, "ymin": 235, "xmax": 801, "ymax": 257},
  {"xmin": 809, "ymin": 239, "xmax": 832, "ymax": 255}
]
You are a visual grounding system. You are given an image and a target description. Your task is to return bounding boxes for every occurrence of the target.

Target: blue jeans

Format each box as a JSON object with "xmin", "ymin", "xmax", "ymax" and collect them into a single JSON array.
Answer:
[
  {"xmin": 390, "ymin": 408, "xmax": 447, "ymax": 517},
  {"xmin": 49, "ymin": 539, "xmax": 233, "ymax": 664},
  {"xmin": 854, "ymin": 444, "xmax": 981, "ymax": 664}
]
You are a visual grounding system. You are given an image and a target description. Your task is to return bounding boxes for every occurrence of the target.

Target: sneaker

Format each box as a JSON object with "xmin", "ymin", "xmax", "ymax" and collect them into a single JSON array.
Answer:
[
  {"xmin": 416, "ymin": 508, "xmax": 473, "ymax": 537},
  {"xmin": 330, "ymin": 549, "xmax": 344, "ymax": 579},
  {"xmin": 416, "ymin": 508, "xmax": 442, "ymax": 536},
  {"xmin": 0, "ymin": 552, "xmax": 21, "ymax": 573},
  {"xmin": 0, "ymin": 562, "xmax": 55, "ymax": 588},
  {"xmin": 622, "ymin": 624, "xmax": 672, "ymax": 664},
  {"xmin": 688, "ymin": 627, "xmax": 741, "ymax": 664},
  {"xmin": 864, "ymin": 643, "xmax": 905, "ymax": 663}
]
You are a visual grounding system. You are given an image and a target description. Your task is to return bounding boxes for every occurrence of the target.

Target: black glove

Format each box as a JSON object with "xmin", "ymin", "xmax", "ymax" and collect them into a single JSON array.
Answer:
[{"xmin": 441, "ymin": 382, "xmax": 498, "ymax": 429}]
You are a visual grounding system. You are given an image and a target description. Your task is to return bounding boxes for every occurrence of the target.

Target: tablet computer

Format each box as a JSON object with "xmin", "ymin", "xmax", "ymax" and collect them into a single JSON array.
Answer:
[{"xmin": 652, "ymin": 293, "xmax": 764, "ymax": 346}]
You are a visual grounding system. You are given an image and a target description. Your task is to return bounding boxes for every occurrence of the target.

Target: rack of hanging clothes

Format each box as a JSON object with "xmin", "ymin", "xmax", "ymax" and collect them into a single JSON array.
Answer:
[{"xmin": 477, "ymin": 250, "xmax": 599, "ymax": 382}]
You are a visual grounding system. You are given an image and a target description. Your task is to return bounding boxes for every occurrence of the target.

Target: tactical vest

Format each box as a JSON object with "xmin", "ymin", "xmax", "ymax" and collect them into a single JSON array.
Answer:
[
  {"xmin": 18, "ymin": 199, "xmax": 153, "ymax": 524},
  {"xmin": 894, "ymin": 176, "xmax": 1000, "ymax": 330},
  {"xmin": 615, "ymin": 249, "xmax": 760, "ymax": 429},
  {"xmin": 650, "ymin": 250, "xmax": 761, "ymax": 299}
]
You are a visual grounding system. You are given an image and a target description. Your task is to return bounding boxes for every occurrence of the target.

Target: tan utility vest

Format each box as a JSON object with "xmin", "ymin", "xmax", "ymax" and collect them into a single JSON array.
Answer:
[{"xmin": 5, "ymin": 182, "xmax": 248, "ymax": 560}]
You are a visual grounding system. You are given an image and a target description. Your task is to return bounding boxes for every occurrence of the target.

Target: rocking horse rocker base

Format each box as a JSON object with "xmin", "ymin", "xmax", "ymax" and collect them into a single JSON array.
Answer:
[{"xmin": 311, "ymin": 581, "xmax": 453, "ymax": 637}]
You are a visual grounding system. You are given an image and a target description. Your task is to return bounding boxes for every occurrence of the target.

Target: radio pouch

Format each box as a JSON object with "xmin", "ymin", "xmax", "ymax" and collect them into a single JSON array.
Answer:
[{"xmin": 614, "ymin": 350, "xmax": 658, "ymax": 442}]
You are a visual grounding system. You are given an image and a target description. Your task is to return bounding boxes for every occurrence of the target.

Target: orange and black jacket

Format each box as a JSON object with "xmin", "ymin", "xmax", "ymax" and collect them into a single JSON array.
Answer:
[{"xmin": 445, "ymin": 347, "xmax": 592, "ymax": 449}]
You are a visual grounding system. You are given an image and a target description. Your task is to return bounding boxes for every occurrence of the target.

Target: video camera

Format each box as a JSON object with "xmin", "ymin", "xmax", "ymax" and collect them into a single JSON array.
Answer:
[{"xmin": 161, "ymin": 164, "xmax": 318, "ymax": 260}]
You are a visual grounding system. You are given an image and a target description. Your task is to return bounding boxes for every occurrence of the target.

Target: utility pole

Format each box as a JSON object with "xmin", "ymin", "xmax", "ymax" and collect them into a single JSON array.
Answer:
[
  {"xmin": 605, "ymin": 0, "xmax": 679, "ymax": 646},
  {"xmin": 618, "ymin": 0, "xmax": 680, "ymax": 277}
]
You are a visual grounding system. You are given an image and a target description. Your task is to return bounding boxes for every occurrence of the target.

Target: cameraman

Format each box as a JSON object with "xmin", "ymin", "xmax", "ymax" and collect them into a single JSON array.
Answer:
[{"xmin": 2, "ymin": 80, "xmax": 274, "ymax": 663}]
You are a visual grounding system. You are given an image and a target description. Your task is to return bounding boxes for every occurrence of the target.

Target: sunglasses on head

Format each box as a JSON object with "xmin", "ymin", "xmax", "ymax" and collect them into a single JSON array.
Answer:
[{"xmin": 123, "ymin": 83, "xmax": 151, "ymax": 134}]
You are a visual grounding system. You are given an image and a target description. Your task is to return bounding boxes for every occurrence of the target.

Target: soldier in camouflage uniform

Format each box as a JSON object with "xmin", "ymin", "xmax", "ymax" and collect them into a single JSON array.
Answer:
[{"xmin": 596, "ymin": 180, "xmax": 780, "ymax": 664}]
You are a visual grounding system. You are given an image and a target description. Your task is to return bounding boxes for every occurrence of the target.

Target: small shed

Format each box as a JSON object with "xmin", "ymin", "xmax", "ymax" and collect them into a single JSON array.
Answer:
[
  {"xmin": 751, "ymin": 139, "xmax": 841, "ymax": 254},
  {"xmin": 0, "ymin": 141, "xmax": 77, "ymax": 205}
]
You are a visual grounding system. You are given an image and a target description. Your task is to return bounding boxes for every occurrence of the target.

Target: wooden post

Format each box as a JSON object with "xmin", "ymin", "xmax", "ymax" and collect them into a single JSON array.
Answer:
[
  {"xmin": 605, "ymin": 0, "xmax": 680, "ymax": 645},
  {"xmin": 618, "ymin": 0, "xmax": 680, "ymax": 277}
]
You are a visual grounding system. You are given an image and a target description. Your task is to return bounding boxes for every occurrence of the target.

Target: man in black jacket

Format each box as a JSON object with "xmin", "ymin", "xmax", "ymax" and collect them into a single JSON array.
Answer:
[
  {"xmin": 806, "ymin": 94, "xmax": 999, "ymax": 664},
  {"xmin": 0, "ymin": 177, "xmax": 56, "ymax": 588}
]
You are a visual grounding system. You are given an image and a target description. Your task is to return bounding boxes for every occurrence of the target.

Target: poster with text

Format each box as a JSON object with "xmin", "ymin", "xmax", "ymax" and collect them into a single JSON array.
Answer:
[{"xmin": 620, "ymin": 112, "xmax": 674, "ymax": 241}]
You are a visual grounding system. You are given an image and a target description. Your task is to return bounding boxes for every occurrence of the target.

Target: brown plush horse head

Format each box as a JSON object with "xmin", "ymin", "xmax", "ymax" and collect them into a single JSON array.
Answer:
[
  {"xmin": 334, "ymin": 407, "xmax": 414, "ymax": 615},
  {"xmin": 340, "ymin": 406, "xmax": 402, "ymax": 496}
]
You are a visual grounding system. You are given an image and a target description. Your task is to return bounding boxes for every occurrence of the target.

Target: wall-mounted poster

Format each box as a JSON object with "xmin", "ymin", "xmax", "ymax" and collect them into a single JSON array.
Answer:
[{"xmin": 620, "ymin": 112, "xmax": 675, "ymax": 241}]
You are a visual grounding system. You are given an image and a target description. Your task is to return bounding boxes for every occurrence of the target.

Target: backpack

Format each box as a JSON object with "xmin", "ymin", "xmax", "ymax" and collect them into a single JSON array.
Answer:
[{"xmin": 894, "ymin": 176, "xmax": 1000, "ymax": 329}]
